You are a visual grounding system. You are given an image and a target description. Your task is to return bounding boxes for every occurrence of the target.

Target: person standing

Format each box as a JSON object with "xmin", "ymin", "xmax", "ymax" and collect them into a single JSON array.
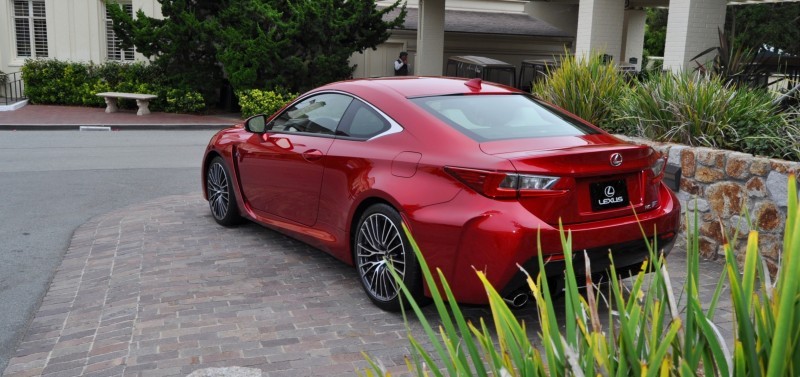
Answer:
[{"xmin": 394, "ymin": 51, "xmax": 409, "ymax": 76}]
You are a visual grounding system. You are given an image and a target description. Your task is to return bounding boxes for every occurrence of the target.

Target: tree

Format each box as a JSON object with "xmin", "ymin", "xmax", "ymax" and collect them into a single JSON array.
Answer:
[
  {"xmin": 107, "ymin": 1, "xmax": 226, "ymax": 101},
  {"xmin": 643, "ymin": 8, "xmax": 667, "ymax": 60},
  {"xmin": 107, "ymin": 0, "xmax": 406, "ymax": 102},
  {"xmin": 726, "ymin": 3, "xmax": 800, "ymax": 55}
]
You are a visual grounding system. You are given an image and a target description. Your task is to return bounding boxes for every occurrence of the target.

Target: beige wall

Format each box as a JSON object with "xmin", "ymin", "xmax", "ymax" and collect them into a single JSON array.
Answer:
[{"xmin": 0, "ymin": 0, "xmax": 159, "ymax": 75}]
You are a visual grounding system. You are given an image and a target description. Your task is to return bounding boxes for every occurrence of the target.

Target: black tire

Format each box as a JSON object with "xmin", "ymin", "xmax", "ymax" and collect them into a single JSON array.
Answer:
[
  {"xmin": 354, "ymin": 204, "xmax": 424, "ymax": 312},
  {"xmin": 206, "ymin": 156, "xmax": 243, "ymax": 226}
]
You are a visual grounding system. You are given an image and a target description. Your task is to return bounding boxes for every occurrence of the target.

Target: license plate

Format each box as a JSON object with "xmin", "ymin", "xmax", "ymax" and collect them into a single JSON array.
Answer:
[{"xmin": 590, "ymin": 179, "xmax": 628, "ymax": 211}]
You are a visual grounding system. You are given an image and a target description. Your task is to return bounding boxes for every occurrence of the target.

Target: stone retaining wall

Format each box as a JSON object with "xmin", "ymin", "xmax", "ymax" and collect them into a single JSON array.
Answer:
[{"xmin": 621, "ymin": 137, "xmax": 799, "ymax": 273}]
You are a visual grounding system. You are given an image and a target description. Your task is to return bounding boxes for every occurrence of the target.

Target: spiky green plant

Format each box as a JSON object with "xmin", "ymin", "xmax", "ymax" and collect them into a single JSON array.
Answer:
[
  {"xmin": 361, "ymin": 174, "xmax": 799, "ymax": 376},
  {"xmin": 531, "ymin": 53, "xmax": 629, "ymax": 131},
  {"xmin": 616, "ymin": 72, "xmax": 786, "ymax": 158}
]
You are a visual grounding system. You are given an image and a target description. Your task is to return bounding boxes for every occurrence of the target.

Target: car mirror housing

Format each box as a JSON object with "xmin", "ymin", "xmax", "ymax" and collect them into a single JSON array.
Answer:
[{"xmin": 245, "ymin": 115, "xmax": 268, "ymax": 133}]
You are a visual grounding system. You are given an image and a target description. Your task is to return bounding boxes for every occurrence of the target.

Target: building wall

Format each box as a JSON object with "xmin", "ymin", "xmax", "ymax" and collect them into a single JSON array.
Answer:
[
  {"xmin": 0, "ymin": 0, "xmax": 158, "ymax": 75},
  {"xmin": 524, "ymin": 2, "xmax": 579, "ymax": 38}
]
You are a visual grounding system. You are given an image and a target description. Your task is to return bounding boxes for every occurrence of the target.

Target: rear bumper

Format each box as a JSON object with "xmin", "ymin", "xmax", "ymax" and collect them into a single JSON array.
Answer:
[
  {"xmin": 405, "ymin": 183, "xmax": 680, "ymax": 304},
  {"xmin": 499, "ymin": 232, "xmax": 677, "ymax": 297}
]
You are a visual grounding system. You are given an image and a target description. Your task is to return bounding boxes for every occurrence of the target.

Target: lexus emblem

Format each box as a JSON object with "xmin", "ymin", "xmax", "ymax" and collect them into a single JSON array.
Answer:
[
  {"xmin": 604, "ymin": 186, "xmax": 616, "ymax": 198},
  {"xmin": 610, "ymin": 153, "xmax": 623, "ymax": 167}
]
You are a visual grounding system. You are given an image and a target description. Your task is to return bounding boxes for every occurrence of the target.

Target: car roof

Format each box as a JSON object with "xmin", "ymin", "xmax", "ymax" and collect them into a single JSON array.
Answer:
[{"xmin": 323, "ymin": 76, "xmax": 521, "ymax": 99}]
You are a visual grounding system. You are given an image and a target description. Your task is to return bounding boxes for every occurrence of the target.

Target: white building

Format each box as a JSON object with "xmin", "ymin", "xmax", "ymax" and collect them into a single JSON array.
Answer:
[{"xmin": 1, "ymin": 0, "xmax": 796, "ymax": 85}]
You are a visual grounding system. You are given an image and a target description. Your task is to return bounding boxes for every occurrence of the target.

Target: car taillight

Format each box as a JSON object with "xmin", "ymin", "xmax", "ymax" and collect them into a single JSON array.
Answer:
[
  {"xmin": 445, "ymin": 167, "xmax": 560, "ymax": 199},
  {"xmin": 649, "ymin": 157, "xmax": 667, "ymax": 181}
]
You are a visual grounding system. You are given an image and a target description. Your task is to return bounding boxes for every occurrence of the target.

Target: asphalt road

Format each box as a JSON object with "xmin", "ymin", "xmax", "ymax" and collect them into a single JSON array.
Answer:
[{"xmin": 0, "ymin": 130, "xmax": 220, "ymax": 374}]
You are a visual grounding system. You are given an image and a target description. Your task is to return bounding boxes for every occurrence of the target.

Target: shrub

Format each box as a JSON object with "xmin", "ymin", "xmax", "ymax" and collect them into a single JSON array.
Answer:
[
  {"xmin": 361, "ymin": 175, "xmax": 800, "ymax": 376},
  {"xmin": 531, "ymin": 53, "xmax": 629, "ymax": 130},
  {"xmin": 237, "ymin": 89, "xmax": 297, "ymax": 118},
  {"xmin": 21, "ymin": 59, "xmax": 205, "ymax": 113},
  {"xmin": 164, "ymin": 89, "xmax": 205, "ymax": 113},
  {"xmin": 616, "ymin": 72, "xmax": 790, "ymax": 158},
  {"xmin": 778, "ymin": 107, "xmax": 800, "ymax": 161}
]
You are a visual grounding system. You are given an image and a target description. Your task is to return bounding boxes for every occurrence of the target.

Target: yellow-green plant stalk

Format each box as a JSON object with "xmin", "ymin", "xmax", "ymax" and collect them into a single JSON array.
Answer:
[{"xmin": 360, "ymin": 175, "xmax": 798, "ymax": 377}]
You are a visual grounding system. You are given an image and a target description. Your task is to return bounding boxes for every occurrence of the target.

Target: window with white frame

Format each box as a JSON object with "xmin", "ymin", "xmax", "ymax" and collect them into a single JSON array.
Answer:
[
  {"xmin": 13, "ymin": 0, "xmax": 48, "ymax": 58},
  {"xmin": 106, "ymin": 1, "xmax": 135, "ymax": 61}
]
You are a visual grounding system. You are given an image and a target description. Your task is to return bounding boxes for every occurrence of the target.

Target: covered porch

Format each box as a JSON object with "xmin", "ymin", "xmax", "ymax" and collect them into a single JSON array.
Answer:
[{"xmin": 389, "ymin": 0, "xmax": 800, "ymax": 75}]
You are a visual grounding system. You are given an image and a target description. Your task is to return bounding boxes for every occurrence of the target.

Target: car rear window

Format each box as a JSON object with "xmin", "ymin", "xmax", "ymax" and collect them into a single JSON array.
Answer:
[{"xmin": 410, "ymin": 94, "xmax": 599, "ymax": 141}]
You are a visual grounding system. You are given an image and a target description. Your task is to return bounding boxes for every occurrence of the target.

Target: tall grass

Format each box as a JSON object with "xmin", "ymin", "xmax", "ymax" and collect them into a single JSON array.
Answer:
[
  {"xmin": 779, "ymin": 107, "xmax": 800, "ymax": 161},
  {"xmin": 361, "ymin": 174, "xmax": 800, "ymax": 376},
  {"xmin": 531, "ymin": 53, "xmax": 629, "ymax": 130},
  {"xmin": 615, "ymin": 72, "xmax": 787, "ymax": 158}
]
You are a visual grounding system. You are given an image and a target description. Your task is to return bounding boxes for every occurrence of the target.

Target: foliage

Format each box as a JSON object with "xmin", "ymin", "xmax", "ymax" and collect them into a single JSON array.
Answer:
[
  {"xmin": 643, "ymin": 8, "xmax": 667, "ymax": 59},
  {"xmin": 727, "ymin": 3, "xmax": 800, "ymax": 56},
  {"xmin": 615, "ymin": 72, "xmax": 792, "ymax": 159},
  {"xmin": 361, "ymin": 175, "xmax": 800, "ymax": 377},
  {"xmin": 237, "ymin": 89, "xmax": 297, "ymax": 118},
  {"xmin": 164, "ymin": 89, "xmax": 206, "ymax": 114},
  {"xmin": 107, "ymin": 0, "xmax": 407, "ymax": 101},
  {"xmin": 531, "ymin": 53, "xmax": 629, "ymax": 130},
  {"xmin": 21, "ymin": 59, "xmax": 205, "ymax": 113},
  {"xmin": 781, "ymin": 107, "xmax": 800, "ymax": 161},
  {"xmin": 0, "ymin": 70, "xmax": 7, "ymax": 86},
  {"xmin": 691, "ymin": 28, "xmax": 776, "ymax": 90},
  {"xmin": 107, "ymin": 1, "xmax": 226, "ymax": 102}
]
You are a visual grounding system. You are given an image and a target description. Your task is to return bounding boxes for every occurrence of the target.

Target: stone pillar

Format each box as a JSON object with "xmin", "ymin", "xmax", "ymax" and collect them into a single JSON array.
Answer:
[
  {"xmin": 524, "ymin": 2, "xmax": 579, "ymax": 37},
  {"xmin": 575, "ymin": 0, "xmax": 625, "ymax": 62},
  {"xmin": 663, "ymin": 0, "xmax": 726, "ymax": 73},
  {"xmin": 622, "ymin": 9, "xmax": 647, "ymax": 70},
  {"xmin": 416, "ymin": 0, "xmax": 445, "ymax": 76}
]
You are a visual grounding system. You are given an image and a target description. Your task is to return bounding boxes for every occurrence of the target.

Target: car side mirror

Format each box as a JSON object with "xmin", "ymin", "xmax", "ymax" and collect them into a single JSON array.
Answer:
[{"xmin": 245, "ymin": 115, "xmax": 268, "ymax": 133}]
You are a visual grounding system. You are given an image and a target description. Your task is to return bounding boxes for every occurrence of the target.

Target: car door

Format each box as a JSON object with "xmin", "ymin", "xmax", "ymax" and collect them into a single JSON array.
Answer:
[{"xmin": 237, "ymin": 93, "xmax": 353, "ymax": 226}]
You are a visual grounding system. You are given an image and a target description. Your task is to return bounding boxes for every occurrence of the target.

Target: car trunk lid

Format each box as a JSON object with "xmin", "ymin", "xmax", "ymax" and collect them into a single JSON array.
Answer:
[{"xmin": 481, "ymin": 137, "xmax": 663, "ymax": 225}]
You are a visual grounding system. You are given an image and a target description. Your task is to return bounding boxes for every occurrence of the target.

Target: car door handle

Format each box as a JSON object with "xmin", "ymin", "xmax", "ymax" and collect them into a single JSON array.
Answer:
[{"xmin": 302, "ymin": 149, "xmax": 324, "ymax": 162}]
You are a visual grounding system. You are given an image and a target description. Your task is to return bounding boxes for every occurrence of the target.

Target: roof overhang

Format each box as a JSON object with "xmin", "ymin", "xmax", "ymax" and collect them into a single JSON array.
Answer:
[{"xmin": 383, "ymin": 7, "xmax": 572, "ymax": 38}]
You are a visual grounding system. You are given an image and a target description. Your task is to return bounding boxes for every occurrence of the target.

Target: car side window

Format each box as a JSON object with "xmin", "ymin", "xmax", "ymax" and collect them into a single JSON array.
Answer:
[
  {"xmin": 337, "ymin": 101, "xmax": 390, "ymax": 139},
  {"xmin": 269, "ymin": 93, "xmax": 353, "ymax": 135}
]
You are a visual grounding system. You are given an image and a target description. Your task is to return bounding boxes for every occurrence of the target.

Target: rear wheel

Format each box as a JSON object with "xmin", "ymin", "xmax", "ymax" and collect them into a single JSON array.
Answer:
[
  {"xmin": 206, "ymin": 157, "xmax": 243, "ymax": 226},
  {"xmin": 354, "ymin": 204, "xmax": 423, "ymax": 312}
]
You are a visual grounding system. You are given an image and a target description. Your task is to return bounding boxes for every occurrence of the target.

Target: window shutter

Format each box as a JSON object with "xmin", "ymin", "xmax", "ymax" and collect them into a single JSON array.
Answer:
[
  {"xmin": 106, "ymin": 2, "xmax": 135, "ymax": 61},
  {"xmin": 13, "ymin": 0, "xmax": 47, "ymax": 58}
]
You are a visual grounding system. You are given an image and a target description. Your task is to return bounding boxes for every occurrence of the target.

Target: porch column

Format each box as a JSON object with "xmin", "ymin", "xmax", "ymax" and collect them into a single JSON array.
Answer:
[
  {"xmin": 416, "ymin": 0, "xmax": 445, "ymax": 76},
  {"xmin": 663, "ymin": 0, "xmax": 726, "ymax": 73},
  {"xmin": 622, "ymin": 9, "xmax": 647, "ymax": 70},
  {"xmin": 575, "ymin": 0, "xmax": 625, "ymax": 61}
]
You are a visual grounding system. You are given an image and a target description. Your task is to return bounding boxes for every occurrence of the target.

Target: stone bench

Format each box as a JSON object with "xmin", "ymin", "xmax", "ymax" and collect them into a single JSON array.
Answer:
[{"xmin": 96, "ymin": 92, "xmax": 158, "ymax": 116}]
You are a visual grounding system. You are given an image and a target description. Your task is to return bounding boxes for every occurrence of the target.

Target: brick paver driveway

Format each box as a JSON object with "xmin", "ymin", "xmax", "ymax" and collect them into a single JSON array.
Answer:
[{"xmin": 3, "ymin": 194, "xmax": 731, "ymax": 377}]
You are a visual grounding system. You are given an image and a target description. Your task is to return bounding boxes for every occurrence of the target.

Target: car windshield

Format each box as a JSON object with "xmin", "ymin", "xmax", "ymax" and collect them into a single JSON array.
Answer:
[{"xmin": 410, "ymin": 94, "xmax": 599, "ymax": 142}]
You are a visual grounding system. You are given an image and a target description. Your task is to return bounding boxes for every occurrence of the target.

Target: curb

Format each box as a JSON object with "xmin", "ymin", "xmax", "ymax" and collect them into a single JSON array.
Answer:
[{"xmin": 0, "ymin": 124, "xmax": 234, "ymax": 131}]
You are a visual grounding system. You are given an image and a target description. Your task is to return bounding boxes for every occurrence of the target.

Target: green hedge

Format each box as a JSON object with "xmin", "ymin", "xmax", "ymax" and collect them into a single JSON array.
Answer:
[
  {"xmin": 237, "ymin": 89, "xmax": 297, "ymax": 118},
  {"xmin": 21, "ymin": 59, "xmax": 204, "ymax": 113}
]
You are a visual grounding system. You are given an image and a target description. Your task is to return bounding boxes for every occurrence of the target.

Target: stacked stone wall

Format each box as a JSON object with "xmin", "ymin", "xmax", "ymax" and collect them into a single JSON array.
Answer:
[{"xmin": 621, "ymin": 137, "xmax": 799, "ymax": 273}]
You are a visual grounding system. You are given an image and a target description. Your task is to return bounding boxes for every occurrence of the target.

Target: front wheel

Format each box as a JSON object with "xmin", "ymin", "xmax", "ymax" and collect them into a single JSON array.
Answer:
[
  {"xmin": 354, "ymin": 204, "xmax": 423, "ymax": 312},
  {"xmin": 206, "ymin": 156, "xmax": 243, "ymax": 226}
]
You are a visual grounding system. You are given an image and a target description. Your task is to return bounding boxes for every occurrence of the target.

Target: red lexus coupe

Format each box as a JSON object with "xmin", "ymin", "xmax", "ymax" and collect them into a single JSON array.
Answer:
[{"xmin": 202, "ymin": 77, "xmax": 680, "ymax": 311}]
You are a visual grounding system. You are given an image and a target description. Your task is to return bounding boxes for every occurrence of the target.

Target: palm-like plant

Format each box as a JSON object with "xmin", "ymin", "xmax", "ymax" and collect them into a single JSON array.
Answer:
[{"xmin": 691, "ymin": 28, "xmax": 780, "ymax": 89}]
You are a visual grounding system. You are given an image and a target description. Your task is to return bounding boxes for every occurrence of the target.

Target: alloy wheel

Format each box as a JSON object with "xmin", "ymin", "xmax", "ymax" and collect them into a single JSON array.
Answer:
[
  {"xmin": 356, "ymin": 213, "xmax": 407, "ymax": 302},
  {"xmin": 207, "ymin": 162, "xmax": 229, "ymax": 220}
]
